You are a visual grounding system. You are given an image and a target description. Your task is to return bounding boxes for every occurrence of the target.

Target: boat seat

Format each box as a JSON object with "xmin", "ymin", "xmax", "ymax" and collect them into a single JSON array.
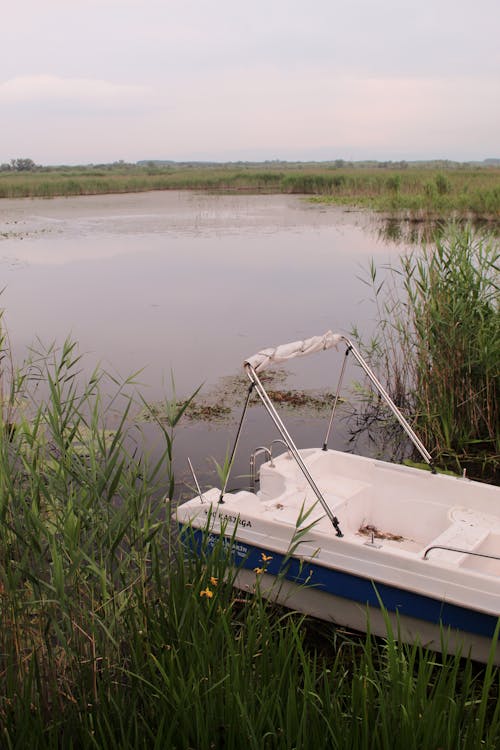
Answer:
[
  {"xmin": 271, "ymin": 493, "xmax": 344, "ymax": 528},
  {"xmin": 316, "ymin": 476, "xmax": 370, "ymax": 500},
  {"xmin": 424, "ymin": 514, "xmax": 490, "ymax": 565}
]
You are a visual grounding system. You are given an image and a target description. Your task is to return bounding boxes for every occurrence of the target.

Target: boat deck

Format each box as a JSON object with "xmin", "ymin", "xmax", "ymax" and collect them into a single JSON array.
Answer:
[{"xmin": 251, "ymin": 448, "xmax": 500, "ymax": 573}]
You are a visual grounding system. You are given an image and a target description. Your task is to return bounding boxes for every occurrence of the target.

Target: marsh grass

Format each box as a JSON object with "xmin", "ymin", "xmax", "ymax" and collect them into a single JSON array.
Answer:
[
  {"xmin": 1, "ymin": 321, "xmax": 500, "ymax": 746},
  {"xmin": 1, "ymin": 164, "xmax": 499, "ymax": 221},
  {"xmin": 352, "ymin": 224, "xmax": 499, "ymax": 480}
]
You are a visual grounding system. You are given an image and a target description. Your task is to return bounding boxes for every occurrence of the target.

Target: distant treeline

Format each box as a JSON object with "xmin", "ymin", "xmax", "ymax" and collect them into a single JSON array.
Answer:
[
  {"xmin": 2, "ymin": 157, "xmax": 500, "ymax": 172},
  {"xmin": 1, "ymin": 161, "xmax": 499, "ymax": 220}
]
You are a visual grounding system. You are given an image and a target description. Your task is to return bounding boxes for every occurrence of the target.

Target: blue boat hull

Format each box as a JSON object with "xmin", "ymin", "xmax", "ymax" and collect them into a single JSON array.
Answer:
[{"xmin": 183, "ymin": 525, "xmax": 500, "ymax": 659}]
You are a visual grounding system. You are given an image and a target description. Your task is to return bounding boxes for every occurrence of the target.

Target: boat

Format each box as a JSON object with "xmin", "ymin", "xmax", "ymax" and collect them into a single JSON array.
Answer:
[{"xmin": 176, "ymin": 331, "xmax": 500, "ymax": 664}]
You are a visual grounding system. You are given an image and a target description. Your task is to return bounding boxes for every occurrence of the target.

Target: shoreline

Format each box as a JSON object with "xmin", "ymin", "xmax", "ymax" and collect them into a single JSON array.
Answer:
[{"xmin": 0, "ymin": 165, "xmax": 499, "ymax": 223}]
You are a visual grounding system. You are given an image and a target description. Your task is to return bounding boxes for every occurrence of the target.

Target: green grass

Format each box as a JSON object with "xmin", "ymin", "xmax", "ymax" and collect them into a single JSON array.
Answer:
[
  {"xmin": 352, "ymin": 223, "xmax": 499, "ymax": 481},
  {"xmin": 0, "ymin": 319, "xmax": 500, "ymax": 746},
  {"xmin": 311, "ymin": 168, "xmax": 500, "ymax": 219},
  {"xmin": 1, "ymin": 163, "xmax": 500, "ymax": 221}
]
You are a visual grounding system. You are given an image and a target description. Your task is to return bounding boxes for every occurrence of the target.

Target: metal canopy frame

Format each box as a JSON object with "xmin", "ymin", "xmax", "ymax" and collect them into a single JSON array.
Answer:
[{"xmin": 222, "ymin": 333, "xmax": 435, "ymax": 538}]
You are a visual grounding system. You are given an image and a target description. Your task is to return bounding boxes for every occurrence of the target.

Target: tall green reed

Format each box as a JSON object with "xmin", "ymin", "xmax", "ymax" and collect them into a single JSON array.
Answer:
[
  {"xmin": 1, "ymin": 165, "xmax": 500, "ymax": 220},
  {"xmin": 1, "ymin": 316, "xmax": 500, "ymax": 747},
  {"xmin": 19, "ymin": 517, "xmax": 498, "ymax": 750},
  {"xmin": 0, "ymin": 328, "xmax": 174, "ymax": 726},
  {"xmin": 353, "ymin": 223, "xmax": 499, "ymax": 479}
]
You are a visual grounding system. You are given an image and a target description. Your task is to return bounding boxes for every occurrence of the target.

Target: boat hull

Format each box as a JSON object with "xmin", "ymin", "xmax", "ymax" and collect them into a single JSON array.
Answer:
[
  {"xmin": 177, "ymin": 331, "xmax": 500, "ymax": 665},
  {"xmin": 183, "ymin": 525, "xmax": 500, "ymax": 664}
]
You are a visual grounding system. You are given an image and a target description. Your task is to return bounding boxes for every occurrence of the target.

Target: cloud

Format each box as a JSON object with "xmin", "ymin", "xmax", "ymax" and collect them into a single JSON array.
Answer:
[
  {"xmin": 0, "ymin": 75, "xmax": 154, "ymax": 112},
  {"xmin": 1, "ymin": 64, "xmax": 498, "ymax": 164}
]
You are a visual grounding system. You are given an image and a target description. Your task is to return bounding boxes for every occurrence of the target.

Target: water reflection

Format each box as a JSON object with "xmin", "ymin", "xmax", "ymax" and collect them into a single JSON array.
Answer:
[
  {"xmin": 0, "ymin": 192, "xmax": 413, "ymax": 398},
  {"xmin": 379, "ymin": 216, "xmax": 499, "ymax": 245},
  {"xmin": 0, "ymin": 191, "xmax": 422, "ymax": 487}
]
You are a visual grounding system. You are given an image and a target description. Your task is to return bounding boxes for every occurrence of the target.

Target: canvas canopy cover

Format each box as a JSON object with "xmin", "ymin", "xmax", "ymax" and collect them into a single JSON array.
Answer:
[{"xmin": 244, "ymin": 330, "xmax": 343, "ymax": 373}]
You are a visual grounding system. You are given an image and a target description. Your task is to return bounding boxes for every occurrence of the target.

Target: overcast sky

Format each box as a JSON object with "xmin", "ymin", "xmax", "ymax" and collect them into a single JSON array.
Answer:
[{"xmin": 1, "ymin": 0, "xmax": 499, "ymax": 165}]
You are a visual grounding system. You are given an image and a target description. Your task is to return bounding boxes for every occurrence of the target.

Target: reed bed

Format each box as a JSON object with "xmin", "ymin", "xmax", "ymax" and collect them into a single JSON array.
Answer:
[
  {"xmin": 0, "ymin": 323, "xmax": 499, "ymax": 746},
  {"xmin": 1, "ymin": 164, "xmax": 499, "ymax": 221},
  {"xmin": 353, "ymin": 223, "xmax": 499, "ymax": 481}
]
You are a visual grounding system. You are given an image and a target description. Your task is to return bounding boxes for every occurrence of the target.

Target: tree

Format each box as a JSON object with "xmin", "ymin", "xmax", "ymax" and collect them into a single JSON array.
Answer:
[{"xmin": 10, "ymin": 158, "xmax": 37, "ymax": 171}]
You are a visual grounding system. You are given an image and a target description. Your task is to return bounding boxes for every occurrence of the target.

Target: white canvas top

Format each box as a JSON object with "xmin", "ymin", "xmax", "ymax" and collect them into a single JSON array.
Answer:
[{"xmin": 244, "ymin": 330, "xmax": 343, "ymax": 373}]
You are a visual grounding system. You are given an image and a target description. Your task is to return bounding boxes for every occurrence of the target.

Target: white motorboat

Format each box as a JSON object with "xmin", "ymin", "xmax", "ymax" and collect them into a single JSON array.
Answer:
[{"xmin": 176, "ymin": 332, "xmax": 500, "ymax": 663}]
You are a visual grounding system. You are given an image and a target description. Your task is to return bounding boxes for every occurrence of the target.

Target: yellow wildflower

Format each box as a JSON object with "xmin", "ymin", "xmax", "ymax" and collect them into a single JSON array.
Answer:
[
  {"xmin": 253, "ymin": 567, "xmax": 264, "ymax": 575},
  {"xmin": 210, "ymin": 577, "xmax": 218, "ymax": 587},
  {"xmin": 200, "ymin": 587, "xmax": 213, "ymax": 598},
  {"xmin": 261, "ymin": 553, "xmax": 273, "ymax": 562}
]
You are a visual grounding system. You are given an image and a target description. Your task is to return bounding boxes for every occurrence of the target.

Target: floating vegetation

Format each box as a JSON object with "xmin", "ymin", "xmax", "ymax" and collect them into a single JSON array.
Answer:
[
  {"xmin": 136, "ymin": 369, "xmax": 340, "ymax": 426},
  {"xmin": 177, "ymin": 400, "xmax": 231, "ymax": 422},
  {"xmin": 266, "ymin": 389, "xmax": 337, "ymax": 412},
  {"xmin": 137, "ymin": 397, "xmax": 231, "ymax": 424}
]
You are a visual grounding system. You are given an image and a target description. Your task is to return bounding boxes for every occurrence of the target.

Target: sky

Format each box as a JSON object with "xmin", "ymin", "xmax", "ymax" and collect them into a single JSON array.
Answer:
[{"xmin": 1, "ymin": 0, "xmax": 499, "ymax": 165}]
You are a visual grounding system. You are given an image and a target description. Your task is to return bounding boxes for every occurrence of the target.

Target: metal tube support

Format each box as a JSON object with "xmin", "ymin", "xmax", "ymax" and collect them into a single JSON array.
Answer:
[
  {"xmin": 270, "ymin": 439, "xmax": 290, "ymax": 460},
  {"xmin": 219, "ymin": 382, "xmax": 254, "ymax": 502},
  {"xmin": 187, "ymin": 457, "xmax": 206, "ymax": 504},
  {"xmin": 340, "ymin": 336, "xmax": 434, "ymax": 469},
  {"xmin": 246, "ymin": 364, "xmax": 343, "ymax": 537},
  {"xmin": 323, "ymin": 345, "xmax": 350, "ymax": 451},
  {"xmin": 424, "ymin": 546, "xmax": 500, "ymax": 562},
  {"xmin": 250, "ymin": 446, "xmax": 273, "ymax": 491}
]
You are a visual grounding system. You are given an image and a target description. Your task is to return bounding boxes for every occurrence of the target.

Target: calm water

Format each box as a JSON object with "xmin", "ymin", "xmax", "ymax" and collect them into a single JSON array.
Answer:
[{"xmin": 0, "ymin": 191, "xmax": 411, "ymax": 490}]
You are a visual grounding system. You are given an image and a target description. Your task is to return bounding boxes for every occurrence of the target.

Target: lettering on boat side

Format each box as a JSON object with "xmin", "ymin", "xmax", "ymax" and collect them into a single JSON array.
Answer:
[
  {"xmin": 203, "ymin": 508, "xmax": 252, "ymax": 528},
  {"xmin": 207, "ymin": 534, "xmax": 249, "ymax": 559}
]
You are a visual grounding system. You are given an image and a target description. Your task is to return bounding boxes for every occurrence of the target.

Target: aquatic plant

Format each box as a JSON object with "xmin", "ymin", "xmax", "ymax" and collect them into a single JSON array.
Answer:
[
  {"xmin": 1, "ymin": 163, "xmax": 499, "ymax": 222},
  {"xmin": 353, "ymin": 224, "xmax": 499, "ymax": 480},
  {"xmin": 1, "ymin": 319, "xmax": 500, "ymax": 746}
]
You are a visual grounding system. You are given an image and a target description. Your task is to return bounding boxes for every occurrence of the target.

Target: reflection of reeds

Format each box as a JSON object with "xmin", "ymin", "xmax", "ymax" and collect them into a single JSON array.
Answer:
[
  {"xmin": 353, "ymin": 224, "xmax": 499, "ymax": 481},
  {"xmin": 1, "ymin": 164, "xmax": 499, "ymax": 220},
  {"xmin": 1, "ymin": 330, "xmax": 500, "ymax": 742}
]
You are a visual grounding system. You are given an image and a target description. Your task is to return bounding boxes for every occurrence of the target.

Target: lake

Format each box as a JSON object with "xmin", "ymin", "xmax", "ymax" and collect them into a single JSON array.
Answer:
[{"xmin": 0, "ymin": 191, "xmax": 411, "ymax": 492}]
